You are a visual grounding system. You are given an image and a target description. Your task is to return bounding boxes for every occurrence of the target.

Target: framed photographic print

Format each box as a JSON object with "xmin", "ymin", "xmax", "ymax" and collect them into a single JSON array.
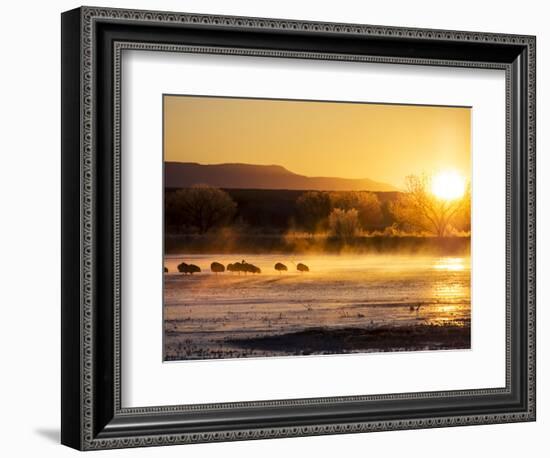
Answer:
[
  {"xmin": 61, "ymin": 6, "xmax": 536, "ymax": 450},
  {"xmin": 162, "ymin": 95, "xmax": 473, "ymax": 361}
]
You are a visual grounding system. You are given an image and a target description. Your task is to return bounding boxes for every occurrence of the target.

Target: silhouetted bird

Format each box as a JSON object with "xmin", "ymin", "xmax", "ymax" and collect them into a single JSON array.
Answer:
[
  {"xmin": 177, "ymin": 262, "xmax": 201, "ymax": 275},
  {"xmin": 297, "ymin": 263, "xmax": 309, "ymax": 273},
  {"xmin": 275, "ymin": 262, "xmax": 288, "ymax": 273},
  {"xmin": 240, "ymin": 260, "xmax": 261, "ymax": 274},
  {"xmin": 210, "ymin": 262, "xmax": 225, "ymax": 274},
  {"xmin": 247, "ymin": 264, "xmax": 261, "ymax": 274}
]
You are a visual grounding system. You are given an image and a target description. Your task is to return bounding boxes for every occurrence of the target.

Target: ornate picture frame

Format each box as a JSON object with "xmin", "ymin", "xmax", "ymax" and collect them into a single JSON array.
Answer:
[{"xmin": 61, "ymin": 6, "xmax": 536, "ymax": 450}]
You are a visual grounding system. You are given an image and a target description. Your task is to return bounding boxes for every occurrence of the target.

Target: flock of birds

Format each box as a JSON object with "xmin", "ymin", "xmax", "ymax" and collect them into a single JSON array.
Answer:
[
  {"xmin": 164, "ymin": 260, "xmax": 310, "ymax": 275},
  {"xmin": 164, "ymin": 260, "xmax": 424, "ymax": 313}
]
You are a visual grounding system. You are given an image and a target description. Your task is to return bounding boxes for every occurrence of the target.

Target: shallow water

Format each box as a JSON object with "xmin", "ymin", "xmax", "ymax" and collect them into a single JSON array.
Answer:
[{"xmin": 164, "ymin": 254, "xmax": 470, "ymax": 360}]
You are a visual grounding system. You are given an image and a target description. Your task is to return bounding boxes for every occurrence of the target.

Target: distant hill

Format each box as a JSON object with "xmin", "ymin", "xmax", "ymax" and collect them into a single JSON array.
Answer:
[{"xmin": 165, "ymin": 162, "xmax": 397, "ymax": 192}]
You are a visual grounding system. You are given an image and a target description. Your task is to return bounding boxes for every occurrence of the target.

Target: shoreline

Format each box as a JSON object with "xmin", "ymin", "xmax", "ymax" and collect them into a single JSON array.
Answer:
[{"xmin": 165, "ymin": 323, "xmax": 470, "ymax": 361}]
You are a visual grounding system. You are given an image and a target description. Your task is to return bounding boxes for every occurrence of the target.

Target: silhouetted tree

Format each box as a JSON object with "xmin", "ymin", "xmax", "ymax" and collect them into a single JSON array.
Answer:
[
  {"xmin": 166, "ymin": 186, "xmax": 236, "ymax": 234},
  {"xmin": 295, "ymin": 191, "xmax": 331, "ymax": 234},
  {"xmin": 451, "ymin": 185, "xmax": 471, "ymax": 233},
  {"xmin": 390, "ymin": 174, "xmax": 470, "ymax": 236},
  {"xmin": 329, "ymin": 191, "xmax": 383, "ymax": 229}
]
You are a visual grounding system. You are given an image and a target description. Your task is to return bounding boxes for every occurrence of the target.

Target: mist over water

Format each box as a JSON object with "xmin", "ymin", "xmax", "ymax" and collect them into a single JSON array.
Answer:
[{"xmin": 164, "ymin": 254, "xmax": 470, "ymax": 360}]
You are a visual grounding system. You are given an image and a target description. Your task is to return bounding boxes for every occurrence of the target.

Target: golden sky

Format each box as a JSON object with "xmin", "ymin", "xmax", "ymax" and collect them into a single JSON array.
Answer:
[{"xmin": 164, "ymin": 95, "xmax": 471, "ymax": 189}]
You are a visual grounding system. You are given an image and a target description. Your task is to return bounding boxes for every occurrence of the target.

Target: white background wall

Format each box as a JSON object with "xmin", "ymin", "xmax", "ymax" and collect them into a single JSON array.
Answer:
[{"xmin": 0, "ymin": 0, "xmax": 546, "ymax": 456}]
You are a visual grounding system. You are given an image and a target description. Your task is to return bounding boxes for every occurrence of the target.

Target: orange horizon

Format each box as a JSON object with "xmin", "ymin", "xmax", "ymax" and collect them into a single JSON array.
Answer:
[{"xmin": 164, "ymin": 95, "xmax": 471, "ymax": 188}]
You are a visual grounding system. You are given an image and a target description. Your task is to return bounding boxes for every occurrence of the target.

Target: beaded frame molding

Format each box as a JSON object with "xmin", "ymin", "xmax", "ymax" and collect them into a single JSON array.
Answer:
[{"xmin": 61, "ymin": 6, "xmax": 536, "ymax": 451}]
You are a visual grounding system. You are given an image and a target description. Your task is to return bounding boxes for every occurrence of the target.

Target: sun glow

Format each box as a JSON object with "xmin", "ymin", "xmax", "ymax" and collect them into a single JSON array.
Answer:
[
  {"xmin": 431, "ymin": 170, "xmax": 466, "ymax": 201},
  {"xmin": 433, "ymin": 257, "xmax": 466, "ymax": 272}
]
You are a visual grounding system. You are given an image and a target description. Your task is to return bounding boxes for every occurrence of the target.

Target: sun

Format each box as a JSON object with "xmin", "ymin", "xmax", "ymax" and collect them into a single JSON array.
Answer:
[{"xmin": 431, "ymin": 170, "xmax": 466, "ymax": 201}]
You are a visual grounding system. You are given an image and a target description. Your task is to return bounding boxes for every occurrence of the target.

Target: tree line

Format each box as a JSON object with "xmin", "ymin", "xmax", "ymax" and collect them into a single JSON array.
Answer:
[{"xmin": 165, "ymin": 176, "xmax": 470, "ymax": 238}]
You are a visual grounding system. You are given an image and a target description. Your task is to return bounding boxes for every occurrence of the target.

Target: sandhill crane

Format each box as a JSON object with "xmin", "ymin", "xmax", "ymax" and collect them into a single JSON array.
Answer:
[
  {"xmin": 210, "ymin": 262, "xmax": 225, "ymax": 274},
  {"xmin": 247, "ymin": 264, "xmax": 261, "ymax": 274},
  {"xmin": 177, "ymin": 262, "xmax": 201, "ymax": 275},
  {"xmin": 274, "ymin": 262, "xmax": 287, "ymax": 274},
  {"xmin": 235, "ymin": 260, "xmax": 261, "ymax": 274}
]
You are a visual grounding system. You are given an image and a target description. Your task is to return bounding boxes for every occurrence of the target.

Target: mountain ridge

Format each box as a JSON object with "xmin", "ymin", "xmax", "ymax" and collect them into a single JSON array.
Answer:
[{"xmin": 165, "ymin": 162, "xmax": 397, "ymax": 192}]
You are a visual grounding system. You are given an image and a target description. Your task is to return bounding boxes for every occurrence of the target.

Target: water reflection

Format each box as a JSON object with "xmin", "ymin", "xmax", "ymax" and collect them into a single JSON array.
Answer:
[
  {"xmin": 164, "ymin": 254, "xmax": 472, "ymax": 358},
  {"xmin": 432, "ymin": 257, "xmax": 466, "ymax": 271},
  {"xmin": 433, "ymin": 282, "xmax": 464, "ymax": 299}
]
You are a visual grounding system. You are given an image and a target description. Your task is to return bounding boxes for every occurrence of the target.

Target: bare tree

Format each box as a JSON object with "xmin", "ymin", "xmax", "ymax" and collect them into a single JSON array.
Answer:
[
  {"xmin": 451, "ymin": 185, "xmax": 471, "ymax": 233},
  {"xmin": 166, "ymin": 185, "xmax": 236, "ymax": 234},
  {"xmin": 390, "ymin": 174, "xmax": 470, "ymax": 236}
]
